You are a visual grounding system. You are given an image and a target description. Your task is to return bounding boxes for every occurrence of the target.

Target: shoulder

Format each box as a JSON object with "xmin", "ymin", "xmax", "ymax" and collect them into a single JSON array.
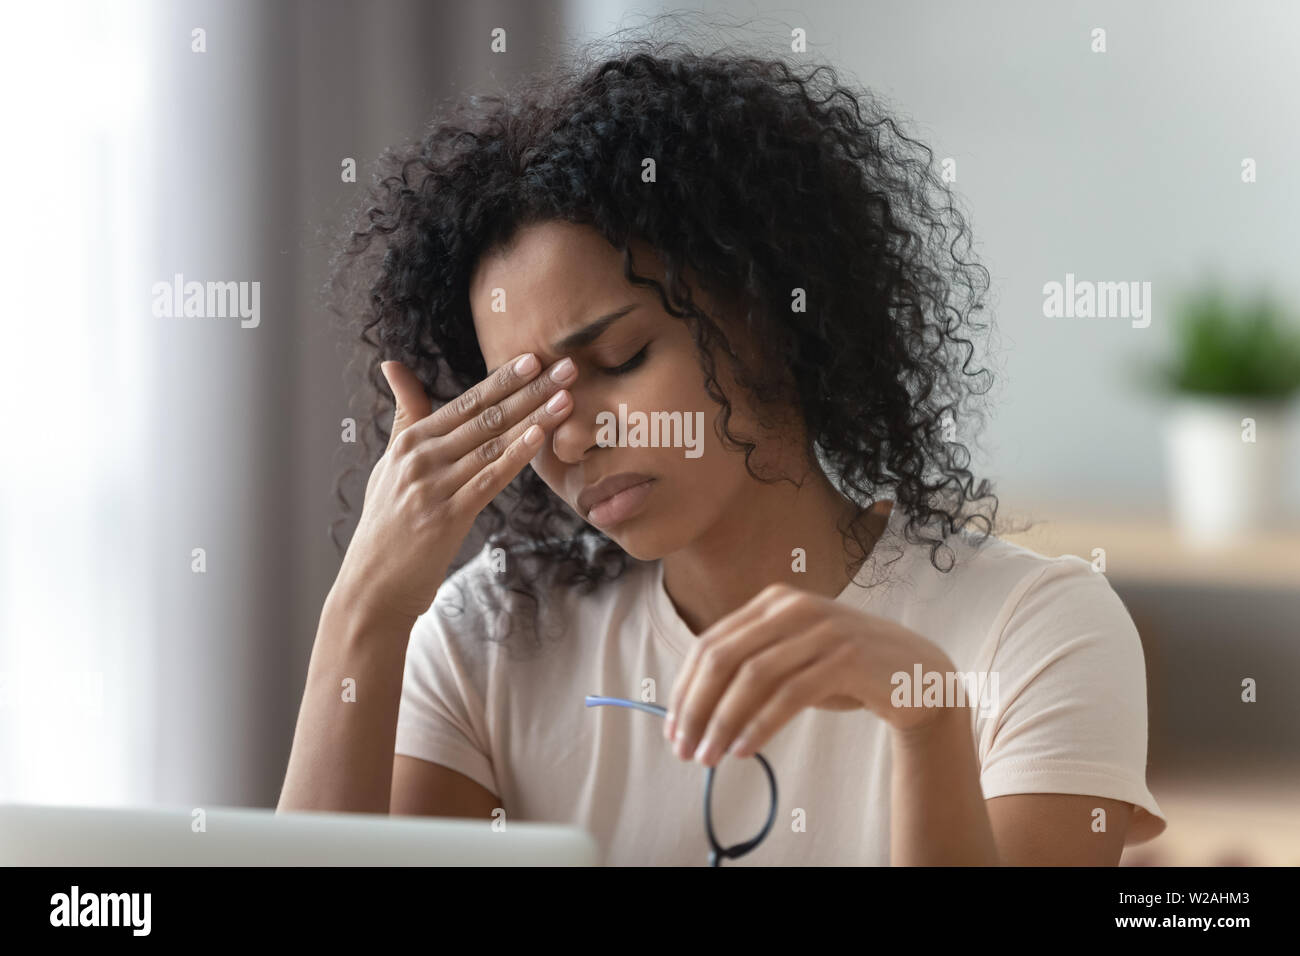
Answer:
[
  {"xmin": 895, "ymin": 519, "xmax": 1147, "ymax": 716},
  {"xmin": 886, "ymin": 515, "xmax": 1135, "ymax": 663}
]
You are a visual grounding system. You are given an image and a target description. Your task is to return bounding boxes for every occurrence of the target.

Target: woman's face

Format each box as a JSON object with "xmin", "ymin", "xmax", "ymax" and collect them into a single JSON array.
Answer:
[{"xmin": 468, "ymin": 220, "xmax": 794, "ymax": 561}]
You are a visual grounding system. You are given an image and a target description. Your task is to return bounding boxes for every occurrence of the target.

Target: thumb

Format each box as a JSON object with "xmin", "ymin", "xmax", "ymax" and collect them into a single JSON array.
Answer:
[{"xmin": 380, "ymin": 360, "xmax": 433, "ymax": 450}]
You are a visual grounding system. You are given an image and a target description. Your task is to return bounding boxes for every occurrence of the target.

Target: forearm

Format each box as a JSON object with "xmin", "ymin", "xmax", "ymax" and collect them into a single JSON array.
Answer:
[
  {"xmin": 889, "ymin": 705, "xmax": 1000, "ymax": 865},
  {"xmin": 277, "ymin": 587, "xmax": 416, "ymax": 815}
]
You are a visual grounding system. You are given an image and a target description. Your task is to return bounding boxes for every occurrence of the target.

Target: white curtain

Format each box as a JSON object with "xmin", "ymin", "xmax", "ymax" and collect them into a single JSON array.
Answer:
[
  {"xmin": 0, "ymin": 0, "xmax": 157, "ymax": 804},
  {"xmin": 0, "ymin": 0, "xmax": 559, "ymax": 811}
]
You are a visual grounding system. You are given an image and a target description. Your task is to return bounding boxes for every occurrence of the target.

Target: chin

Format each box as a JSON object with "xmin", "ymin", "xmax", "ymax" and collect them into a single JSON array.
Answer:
[{"xmin": 597, "ymin": 515, "xmax": 685, "ymax": 562}]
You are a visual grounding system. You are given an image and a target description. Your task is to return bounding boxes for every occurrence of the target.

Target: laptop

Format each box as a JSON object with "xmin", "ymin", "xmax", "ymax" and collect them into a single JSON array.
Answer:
[{"xmin": 0, "ymin": 802, "xmax": 599, "ymax": 866}]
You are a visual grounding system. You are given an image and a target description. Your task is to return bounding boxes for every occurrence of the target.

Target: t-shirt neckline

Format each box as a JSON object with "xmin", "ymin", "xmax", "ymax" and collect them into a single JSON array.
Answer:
[{"xmin": 644, "ymin": 501, "xmax": 907, "ymax": 657}]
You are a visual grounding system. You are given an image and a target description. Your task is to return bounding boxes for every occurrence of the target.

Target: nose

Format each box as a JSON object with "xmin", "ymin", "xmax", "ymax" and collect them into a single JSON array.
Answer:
[{"xmin": 549, "ymin": 380, "xmax": 605, "ymax": 464}]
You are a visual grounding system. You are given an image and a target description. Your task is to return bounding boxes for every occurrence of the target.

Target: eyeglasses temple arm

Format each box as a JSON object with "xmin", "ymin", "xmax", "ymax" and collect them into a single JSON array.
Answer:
[{"xmin": 585, "ymin": 695, "xmax": 668, "ymax": 718}]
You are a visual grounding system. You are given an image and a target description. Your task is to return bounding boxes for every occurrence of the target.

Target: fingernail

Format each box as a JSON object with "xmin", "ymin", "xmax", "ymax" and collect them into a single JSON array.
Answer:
[
  {"xmin": 694, "ymin": 737, "xmax": 718, "ymax": 766},
  {"xmin": 550, "ymin": 357, "xmax": 576, "ymax": 383},
  {"xmin": 546, "ymin": 390, "xmax": 569, "ymax": 413},
  {"xmin": 514, "ymin": 353, "xmax": 538, "ymax": 375}
]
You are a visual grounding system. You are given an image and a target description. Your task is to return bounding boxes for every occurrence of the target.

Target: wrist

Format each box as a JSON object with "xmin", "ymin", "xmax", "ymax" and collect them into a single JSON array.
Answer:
[
  {"xmin": 888, "ymin": 695, "xmax": 966, "ymax": 746},
  {"xmin": 878, "ymin": 642, "xmax": 963, "ymax": 738},
  {"xmin": 322, "ymin": 580, "xmax": 420, "ymax": 640}
]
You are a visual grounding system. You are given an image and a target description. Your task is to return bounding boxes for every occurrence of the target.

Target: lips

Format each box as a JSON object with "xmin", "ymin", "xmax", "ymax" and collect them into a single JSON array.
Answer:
[{"xmin": 577, "ymin": 472, "xmax": 655, "ymax": 518}]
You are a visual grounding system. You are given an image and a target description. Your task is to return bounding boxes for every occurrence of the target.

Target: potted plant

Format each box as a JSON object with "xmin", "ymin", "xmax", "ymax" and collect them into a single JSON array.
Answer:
[{"xmin": 1150, "ymin": 283, "xmax": 1300, "ymax": 543}]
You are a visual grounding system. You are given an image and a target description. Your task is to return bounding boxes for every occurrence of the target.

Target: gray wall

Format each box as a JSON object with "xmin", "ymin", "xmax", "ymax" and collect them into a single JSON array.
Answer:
[{"xmin": 568, "ymin": 0, "xmax": 1300, "ymax": 517}]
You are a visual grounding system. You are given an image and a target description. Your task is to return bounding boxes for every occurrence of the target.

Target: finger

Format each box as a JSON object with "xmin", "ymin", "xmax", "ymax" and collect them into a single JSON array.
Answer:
[
  {"xmin": 380, "ymin": 361, "xmax": 434, "ymax": 452},
  {"xmin": 665, "ymin": 585, "xmax": 780, "ymax": 729},
  {"xmin": 669, "ymin": 588, "xmax": 813, "ymax": 760},
  {"xmin": 665, "ymin": 582, "xmax": 795, "ymax": 733},
  {"xmin": 728, "ymin": 653, "xmax": 846, "ymax": 761},
  {"xmin": 693, "ymin": 624, "xmax": 843, "ymax": 767},
  {"xmin": 439, "ymin": 382, "xmax": 574, "ymax": 494},
  {"xmin": 399, "ymin": 353, "xmax": 574, "ymax": 456},
  {"xmin": 435, "ymin": 355, "xmax": 578, "ymax": 463},
  {"xmin": 448, "ymin": 417, "xmax": 549, "ymax": 516}
]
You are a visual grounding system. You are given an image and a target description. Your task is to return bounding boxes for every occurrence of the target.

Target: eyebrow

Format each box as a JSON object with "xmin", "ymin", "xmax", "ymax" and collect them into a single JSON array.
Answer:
[{"xmin": 551, "ymin": 303, "xmax": 640, "ymax": 353}]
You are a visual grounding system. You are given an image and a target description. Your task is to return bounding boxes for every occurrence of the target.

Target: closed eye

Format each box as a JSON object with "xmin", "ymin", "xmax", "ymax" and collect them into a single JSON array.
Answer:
[{"xmin": 601, "ymin": 343, "xmax": 650, "ymax": 376}]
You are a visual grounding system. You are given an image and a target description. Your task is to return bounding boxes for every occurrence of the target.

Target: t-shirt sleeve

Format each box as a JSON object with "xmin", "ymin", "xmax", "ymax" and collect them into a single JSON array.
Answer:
[
  {"xmin": 394, "ymin": 598, "xmax": 500, "ymax": 800},
  {"xmin": 975, "ymin": 555, "xmax": 1168, "ymax": 845}
]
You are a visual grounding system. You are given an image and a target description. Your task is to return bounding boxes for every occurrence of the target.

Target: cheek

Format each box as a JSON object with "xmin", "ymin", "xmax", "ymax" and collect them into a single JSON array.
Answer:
[
  {"xmin": 645, "ymin": 350, "xmax": 710, "ymax": 410},
  {"xmin": 528, "ymin": 455, "xmax": 557, "ymax": 486},
  {"xmin": 528, "ymin": 452, "xmax": 575, "ymax": 508}
]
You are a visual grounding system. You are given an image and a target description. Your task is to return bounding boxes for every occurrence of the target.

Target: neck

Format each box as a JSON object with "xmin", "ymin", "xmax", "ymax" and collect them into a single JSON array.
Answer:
[{"xmin": 661, "ymin": 468, "xmax": 892, "ymax": 636}]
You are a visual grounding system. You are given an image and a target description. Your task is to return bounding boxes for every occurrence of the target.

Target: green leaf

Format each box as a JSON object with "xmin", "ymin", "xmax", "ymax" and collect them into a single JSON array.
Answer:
[{"xmin": 1160, "ymin": 282, "xmax": 1300, "ymax": 398}]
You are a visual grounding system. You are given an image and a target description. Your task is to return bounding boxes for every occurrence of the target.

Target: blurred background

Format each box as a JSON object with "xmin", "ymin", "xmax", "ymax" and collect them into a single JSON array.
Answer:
[{"xmin": 1, "ymin": 0, "xmax": 1296, "ymax": 865}]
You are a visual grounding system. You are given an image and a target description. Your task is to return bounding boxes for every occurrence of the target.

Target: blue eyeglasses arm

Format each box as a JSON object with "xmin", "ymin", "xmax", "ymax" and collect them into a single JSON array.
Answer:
[{"xmin": 584, "ymin": 695, "xmax": 667, "ymax": 718}]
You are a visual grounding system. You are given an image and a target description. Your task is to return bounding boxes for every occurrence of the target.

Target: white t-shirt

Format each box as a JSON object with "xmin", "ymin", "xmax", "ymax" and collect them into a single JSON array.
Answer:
[{"xmin": 395, "ymin": 504, "xmax": 1168, "ymax": 865}]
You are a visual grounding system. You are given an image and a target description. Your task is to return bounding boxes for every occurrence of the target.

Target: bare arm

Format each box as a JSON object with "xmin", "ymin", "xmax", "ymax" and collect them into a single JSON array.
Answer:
[
  {"xmin": 278, "ymin": 584, "xmax": 504, "ymax": 819},
  {"xmin": 277, "ymin": 353, "xmax": 576, "ymax": 816},
  {"xmin": 986, "ymin": 793, "xmax": 1130, "ymax": 865},
  {"xmin": 890, "ymin": 705, "xmax": 1001, "ymax": 865},
  {"xmin": 890, "ymin": 706, "xmax": 1133, "ymax": 865},
  {"xmin": 390, "ymin": 756, "xmax": 501, "ymax": 819},
  {"xmin": 276, "ymin": 586, "xmax": 417, "ymax": 815}
]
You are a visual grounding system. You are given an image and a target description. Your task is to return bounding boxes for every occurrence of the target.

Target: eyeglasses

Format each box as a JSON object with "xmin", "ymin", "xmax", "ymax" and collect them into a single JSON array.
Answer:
[{"xmin": 584, "ymin": 694, "xmax": 778, "ymax": 866}]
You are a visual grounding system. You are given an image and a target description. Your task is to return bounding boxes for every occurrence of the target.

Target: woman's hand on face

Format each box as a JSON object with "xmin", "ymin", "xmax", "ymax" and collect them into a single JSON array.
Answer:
[
  {"xmin": 334, "ymin": 352, "xmax": 579, "ymax": 627},
  {"xmin": 663, "ymin": 583, "xmax": 957, "ymax": 766}
]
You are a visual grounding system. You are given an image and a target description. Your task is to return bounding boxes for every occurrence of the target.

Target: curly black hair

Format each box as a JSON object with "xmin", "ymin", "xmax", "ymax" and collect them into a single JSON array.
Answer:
[{"xmin": 326, "ymin": 23, "xmax": 1005, "ymax": 656}]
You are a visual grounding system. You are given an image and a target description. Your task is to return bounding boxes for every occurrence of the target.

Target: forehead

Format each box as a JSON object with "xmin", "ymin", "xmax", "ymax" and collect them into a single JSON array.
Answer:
[{"xmin": 468, "ymin": 221, "xmax": 647, "ymax": 368}]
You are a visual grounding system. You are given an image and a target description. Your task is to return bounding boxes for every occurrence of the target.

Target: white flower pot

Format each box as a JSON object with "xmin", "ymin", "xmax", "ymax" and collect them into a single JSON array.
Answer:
[{"xmin": 1163, "ymin": 395, "xmax": 1293, "ymax": 544}]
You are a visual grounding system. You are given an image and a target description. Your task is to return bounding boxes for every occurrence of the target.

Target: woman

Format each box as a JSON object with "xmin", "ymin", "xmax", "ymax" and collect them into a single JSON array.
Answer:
[{"xmin": 279, "ymin": 35, "xmax": 1166, "ymax": 865}]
